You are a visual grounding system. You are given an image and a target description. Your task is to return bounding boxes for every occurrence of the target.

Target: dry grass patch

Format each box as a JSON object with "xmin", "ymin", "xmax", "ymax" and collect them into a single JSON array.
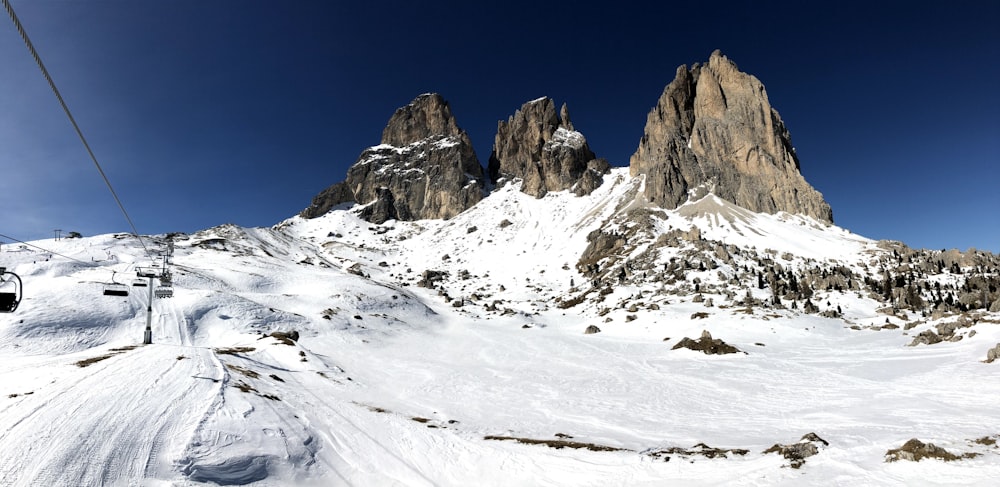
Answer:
[
  {"xmin": 215, "ymin": 346, "xmax": 256, "ymax": 356},
  {"xmin": 484, "ymin": 435, "xmax": 625, "ymax": 452},
  {"xmin": 268, "ymin": 330, "xmax": 299, "ymax": 346},
  {"xmin": 74, "ymin": 354, "xmax": 118, "ymax": 367},
  {"xmin": 649, "ymin": 443, "xmax": 749, "ymax": 461},
  {"xmin": 225, "ymin": 364, "xmax": 260, "ymax": 379},
  {"xmin": 233, "ymin": 381, "xmax": 257, "ymax": 393},
  {"xmin": 75, "ymin": 344, "xmax": 142, "ymax": 367},
  {"xmin": 972, "ymin": 436, "xmax": 998, "ymax": 446}
]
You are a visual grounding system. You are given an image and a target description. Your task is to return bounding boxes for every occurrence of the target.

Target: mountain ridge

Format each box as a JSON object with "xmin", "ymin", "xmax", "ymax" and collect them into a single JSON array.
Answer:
[{"xmin": 304, "ymin": 51, "xmax": 831, "ymax": 224}]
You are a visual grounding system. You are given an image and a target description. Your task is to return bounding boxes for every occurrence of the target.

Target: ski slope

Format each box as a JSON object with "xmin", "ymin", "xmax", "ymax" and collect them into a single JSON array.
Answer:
[{"xmin": 1, "ymin": 169, "xmax": 999, "ymax": 485}]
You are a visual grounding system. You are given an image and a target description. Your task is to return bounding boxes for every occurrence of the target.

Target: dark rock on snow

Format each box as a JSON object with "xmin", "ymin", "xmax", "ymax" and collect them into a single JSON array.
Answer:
[
  {"xmin": 885, "ymin": 439, "xmax": 969, "ymax": 462},
  {"xmin": 763, "ymin": 432, "xmax": 829, "ymax": 469},
  {"xmin": 672, "ymin": 330, "xmax": 743, "ymax": 355},
  {"xmin": 986, "ymin": 343, "xmax": 1000, "ymax": 363}
]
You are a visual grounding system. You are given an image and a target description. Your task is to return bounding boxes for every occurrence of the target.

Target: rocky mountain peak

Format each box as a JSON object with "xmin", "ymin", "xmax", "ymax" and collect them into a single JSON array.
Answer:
[
  {"xmin": 629, "ymin": 51, "xmax": 834, "ymax": 222},
  {"xmin": 488, "ymin": 97, "xmax": 609, "ymax": 198},
  {"xmin": 381, "ymin": 93, "xmax": 461, "ymax": 146},
  {"xmin": 301, "ymin": 93, "xmax": 484, "ymax": 223}
]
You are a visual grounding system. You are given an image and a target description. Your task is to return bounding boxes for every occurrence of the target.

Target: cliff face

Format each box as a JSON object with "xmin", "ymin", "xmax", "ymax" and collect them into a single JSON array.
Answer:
[
  {"xmin": 488, "ymin": 97, "xmax": 608, "ymax": 198},
  {"xmin": 629, "ymin": 50, "xmax": 833, "ymax": 222},
  {"xmin": 306, "ymin": 53, "xmax": 832, "ymax": 224},
  {"xmin": 301, "ymin": 94, "xmax": 485, "ymax": 223}
]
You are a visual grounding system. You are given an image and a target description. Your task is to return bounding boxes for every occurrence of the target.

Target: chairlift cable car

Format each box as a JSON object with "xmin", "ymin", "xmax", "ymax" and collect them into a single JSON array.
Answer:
[
  {"xmin": 103, "ymin": 271, "xmax": 129, "ymax": 297},
  {"xmin": 0, "ymin": 267, "xmax": 23, "ymax": 313}
]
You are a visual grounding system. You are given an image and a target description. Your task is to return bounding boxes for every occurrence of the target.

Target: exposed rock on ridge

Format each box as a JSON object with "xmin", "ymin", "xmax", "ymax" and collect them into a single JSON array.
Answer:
[
  {"xmin": 629, "ymin": 50, "xmax": 833, "ymax": 222},
  {"xmin": 488, "ymin": 97, "xmax": 609, "ymax": 198},
  {"xmin": 301, "ymin": 93, "xmax": 485, "ymax": 223}
]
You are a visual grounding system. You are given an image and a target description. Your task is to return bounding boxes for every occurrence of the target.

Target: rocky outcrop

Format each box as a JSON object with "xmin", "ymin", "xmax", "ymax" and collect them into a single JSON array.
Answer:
[
  {"xmin": 630, "ymin": 50, "xmax": 833, "ymax": 222},
  {"xmin": 671, "ymin": 330, "xmax": 744, "ymax": 355},
  {"xmin": 300, "ymin": 181, "xmax": 355, "ymax": 219},
  {"xmin": 488, "ymin": 97, "xmax": 609, "ymax": 198},
  {"xmin": 986, "ymin": 343, "xmax": 1000, "ymax": 363},
  {"xmin": 885, "ymin": 439, "xmax": 968, "ymax": 462},
  {"xmin": 763, "ymin": 433, "xmax": 829, "ymax": 469},
  {"xmin": 301, "ymin": 93, "xmax": 485, "ymax": 223}
]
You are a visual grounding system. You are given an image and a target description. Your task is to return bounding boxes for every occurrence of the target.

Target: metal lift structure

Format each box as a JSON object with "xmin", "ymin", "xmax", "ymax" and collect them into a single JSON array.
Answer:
[{"xmin": 0, "ymin": 267, "xmax": 22, "ymax": 313}]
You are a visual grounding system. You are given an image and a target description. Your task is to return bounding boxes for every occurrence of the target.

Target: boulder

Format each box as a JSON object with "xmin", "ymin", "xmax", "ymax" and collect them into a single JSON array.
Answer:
[
  {"xmin": 763, "ymin": 432, "xmax": 828, "ymax": 469},
  {"xmin": 671, "ymin": 330, "xmax": 743, "ymax": 355},
  {"xmin": 986, "ymin": 343, "xmax": 1000, "ymax": 363},
  {"xmin": 908, "ymin": 330, "xmax": 943, "ymax": 346}
]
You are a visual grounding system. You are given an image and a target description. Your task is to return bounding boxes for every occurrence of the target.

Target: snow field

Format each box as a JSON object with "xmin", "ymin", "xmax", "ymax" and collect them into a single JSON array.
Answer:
[{"xmin": 0, "ymin": 169, "xmax": 998, "ymax": 484}]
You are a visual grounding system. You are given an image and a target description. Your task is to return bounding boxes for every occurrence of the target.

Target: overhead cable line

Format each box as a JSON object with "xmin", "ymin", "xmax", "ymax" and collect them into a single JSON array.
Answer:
[
  {"xmin": 2, "ymin": 0, "xmax": 154, "ymax": 262},
  {"xmin": 0, "ymin": 232, "xmax": 93, "ymax": 266}
]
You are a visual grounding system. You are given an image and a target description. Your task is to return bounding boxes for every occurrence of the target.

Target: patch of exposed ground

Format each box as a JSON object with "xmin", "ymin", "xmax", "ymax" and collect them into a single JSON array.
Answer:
[
  {"xmin": 215, "ymin": 346, "xmax": 256, "ymax": 356},
  {"xmin": 74, "ymin": 345, "xmax": 140, "ymax": 367}
]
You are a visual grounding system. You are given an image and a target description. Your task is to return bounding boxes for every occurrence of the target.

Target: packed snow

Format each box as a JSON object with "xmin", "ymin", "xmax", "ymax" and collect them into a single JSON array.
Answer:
[{"xmin": 1, "ymin": 168, "xmax": 998, "ymax": 485}]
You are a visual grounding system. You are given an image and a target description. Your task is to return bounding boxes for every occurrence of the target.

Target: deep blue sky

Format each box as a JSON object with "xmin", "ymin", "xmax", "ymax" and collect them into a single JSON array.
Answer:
[{"xmin": 1, "ymin": 1, "xmax": 997, "ymax": 252}]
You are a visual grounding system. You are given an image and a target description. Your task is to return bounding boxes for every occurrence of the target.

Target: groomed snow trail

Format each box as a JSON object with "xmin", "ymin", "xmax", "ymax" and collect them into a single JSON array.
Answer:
[{"xmin": 0, "ymin": 344, "xmax": 223, "ymax": 486}]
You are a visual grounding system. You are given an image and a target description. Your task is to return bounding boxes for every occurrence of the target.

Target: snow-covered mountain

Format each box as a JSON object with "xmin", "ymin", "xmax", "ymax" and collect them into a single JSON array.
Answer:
[{"xmin": 1, "ymin": 168, "xmax": 998, "ymax": 486}]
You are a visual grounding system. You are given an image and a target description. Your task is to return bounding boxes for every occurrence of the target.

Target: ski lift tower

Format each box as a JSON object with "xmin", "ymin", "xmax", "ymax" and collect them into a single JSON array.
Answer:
[{"xmin": 136, "ymin": 266, "xmax": 160, "ymax": 344}]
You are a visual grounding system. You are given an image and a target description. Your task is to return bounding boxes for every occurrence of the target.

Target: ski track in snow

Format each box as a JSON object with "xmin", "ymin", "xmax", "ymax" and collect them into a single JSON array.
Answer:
[{"xmin": 0, "ymin": 344, "xmax": 223, "ymax": 485}]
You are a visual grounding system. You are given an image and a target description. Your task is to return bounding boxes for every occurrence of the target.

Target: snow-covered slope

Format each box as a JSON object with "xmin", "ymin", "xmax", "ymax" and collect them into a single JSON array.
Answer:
[{"xmin": 1, "ymin": 168, "xmax": 998, "ymax": 486}]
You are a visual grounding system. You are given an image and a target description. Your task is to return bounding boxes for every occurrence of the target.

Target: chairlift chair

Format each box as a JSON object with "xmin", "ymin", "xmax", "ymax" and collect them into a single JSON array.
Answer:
[
  {"xmin": 103, "ymin": 271, "xmax": 129, "ymax": 297},
  {"xmin": 0, "ymin": 268, "xmax": 23, "ymax": 313},
  {"xmin": 154, "ymin": 287, "xmax": 173, "ymax": 298},
  {"xmin": 132, "ymin": 279, "xmax": 148, "ymax": 287}
]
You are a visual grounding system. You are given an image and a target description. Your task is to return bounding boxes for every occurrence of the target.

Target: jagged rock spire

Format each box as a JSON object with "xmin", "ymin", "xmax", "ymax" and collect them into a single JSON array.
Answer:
[
  {"xmin": 301, "ymin": 93, "xmax": 485, "ymax": 223},
  {"xmin": 629, "ymin": 50, "xmax": 833, "ymax": 222},
  {"xmin": 488, "ymin": 97, "xmax": 609, "ymax": 198}
]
